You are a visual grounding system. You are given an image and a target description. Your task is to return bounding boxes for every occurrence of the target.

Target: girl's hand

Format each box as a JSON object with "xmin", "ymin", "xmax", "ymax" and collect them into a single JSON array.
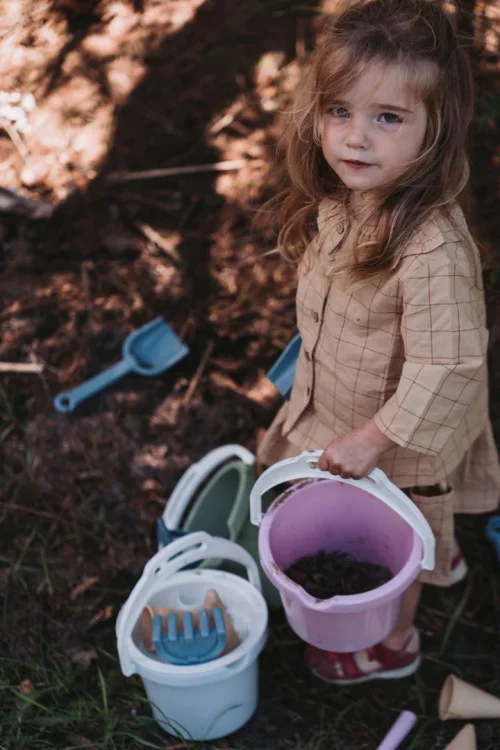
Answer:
[{"xmin": 316, "ymin": 420, "xmax": 396, "ymax": 479}]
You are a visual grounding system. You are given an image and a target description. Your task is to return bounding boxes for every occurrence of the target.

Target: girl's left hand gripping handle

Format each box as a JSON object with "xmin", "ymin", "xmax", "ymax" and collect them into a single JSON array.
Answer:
[{"xmin": 54, "ymin": 358, "xmax": 133, "ymax": 413}]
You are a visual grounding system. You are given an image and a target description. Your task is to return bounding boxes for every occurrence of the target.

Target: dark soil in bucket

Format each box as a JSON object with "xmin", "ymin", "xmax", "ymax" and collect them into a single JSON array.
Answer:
[{"xmin": 284, "ymin": 550, "xmax": 392, "ymax": 599}]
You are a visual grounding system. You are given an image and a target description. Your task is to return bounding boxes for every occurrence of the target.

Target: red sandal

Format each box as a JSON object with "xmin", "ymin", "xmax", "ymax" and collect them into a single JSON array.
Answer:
[{"xmin": 306, "ymin": 628, "xmax": 421, "ymax": 685}]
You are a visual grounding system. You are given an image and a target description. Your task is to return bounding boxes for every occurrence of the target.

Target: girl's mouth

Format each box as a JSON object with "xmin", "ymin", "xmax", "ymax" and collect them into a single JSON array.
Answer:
[{"xmin": 343, "ymin": 160, "xmax": 372, "ymax": 169}]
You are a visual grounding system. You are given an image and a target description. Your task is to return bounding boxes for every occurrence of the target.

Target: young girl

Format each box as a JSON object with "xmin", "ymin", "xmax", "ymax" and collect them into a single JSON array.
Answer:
[{"xmin": 258, "ymin": 0, "xmax": 500, "ymax": 684}]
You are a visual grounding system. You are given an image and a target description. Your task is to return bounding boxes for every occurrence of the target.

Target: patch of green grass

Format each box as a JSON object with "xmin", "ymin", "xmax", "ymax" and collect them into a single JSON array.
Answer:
[{"xmin": 0, "ymin": 649, "xmax": 189, "ymax": 750}]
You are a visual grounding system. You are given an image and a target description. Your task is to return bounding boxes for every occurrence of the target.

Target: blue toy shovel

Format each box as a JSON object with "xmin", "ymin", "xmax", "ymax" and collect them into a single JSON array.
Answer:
[
  {"xmin": 54, "ymin": 317, "xmax": 189, "ymax": 413},
  {"xmin": 152, "ymin": 608, "xmax": 227, "ymax": 665},
  {"xmin": 486, "ymin": 516, "xmax": 500, "ymax": 564},
  {"xmin": 266, "ymin": 333, "xmax": 302, "ymax": 400}
]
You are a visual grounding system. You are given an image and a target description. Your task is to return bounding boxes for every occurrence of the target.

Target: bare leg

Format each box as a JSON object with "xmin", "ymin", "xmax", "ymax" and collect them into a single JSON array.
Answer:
[{"xmin": 382, "ymin": 580, "xmax": 423, "ymax": 651}]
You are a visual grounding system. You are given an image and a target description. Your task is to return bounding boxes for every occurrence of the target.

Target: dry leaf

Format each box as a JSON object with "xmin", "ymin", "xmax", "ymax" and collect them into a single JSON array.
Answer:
[
  {"xmin": 70, "ymin": 576, "xmax": 100, "ymax": 600},
  {"xmin": 21, "ymin": 679, "xmax": 33, "ymax": 694},
  {"xmin": 87, "ymin": 605, "xmax": 113, "ymax": 628}
]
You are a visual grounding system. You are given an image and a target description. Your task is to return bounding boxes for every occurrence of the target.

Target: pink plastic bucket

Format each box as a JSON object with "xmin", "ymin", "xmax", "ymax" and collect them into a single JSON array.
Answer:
[{"xmin": 249, "ymin": 451, "xmax": 435, "ymax": 652}]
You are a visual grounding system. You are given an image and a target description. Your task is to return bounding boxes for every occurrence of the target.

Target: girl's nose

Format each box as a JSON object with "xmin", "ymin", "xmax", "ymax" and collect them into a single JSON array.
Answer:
[{"xmin": 345, "ymin": 116, "xmax": 369, "ymax": 149}]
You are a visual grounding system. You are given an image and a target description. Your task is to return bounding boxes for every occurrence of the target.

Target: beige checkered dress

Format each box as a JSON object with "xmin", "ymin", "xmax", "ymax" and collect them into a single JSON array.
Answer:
[{"xmin": 258, "ymin": 199, "xmax": 500, "ymax": 586}]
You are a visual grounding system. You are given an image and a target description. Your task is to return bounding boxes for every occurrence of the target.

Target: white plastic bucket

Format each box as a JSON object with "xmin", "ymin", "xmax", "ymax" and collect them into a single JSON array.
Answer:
[{"xmin": 116, "ymin": 532, "xmax": 268, "ymax": 741}]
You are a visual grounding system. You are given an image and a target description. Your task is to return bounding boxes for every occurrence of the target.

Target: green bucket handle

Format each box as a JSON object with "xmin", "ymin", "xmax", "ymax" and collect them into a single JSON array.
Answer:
[{"xmin": 162, "ymin": 445, "xmax": 255, "ymax": 542}]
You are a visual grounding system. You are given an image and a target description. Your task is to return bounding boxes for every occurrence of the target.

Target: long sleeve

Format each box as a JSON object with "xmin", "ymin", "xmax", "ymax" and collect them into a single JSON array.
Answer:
[{"xmin": 374, "ymin": 249, "xmax": 489, "ymax": 456}]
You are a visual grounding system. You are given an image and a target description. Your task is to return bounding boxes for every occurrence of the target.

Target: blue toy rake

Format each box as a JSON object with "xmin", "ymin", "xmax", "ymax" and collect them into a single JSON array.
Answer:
[{"xmin": 152, "ymin": 607, "xmax": 227, "ymax": 665}]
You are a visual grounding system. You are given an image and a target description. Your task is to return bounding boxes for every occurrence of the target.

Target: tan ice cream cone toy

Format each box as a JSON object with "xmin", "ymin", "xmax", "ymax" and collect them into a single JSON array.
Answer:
[
  {"xmin": 443, "ymin": 724, "xmax": 476, "ymax": 750},
  {"xmin": 139, "ymin": 588, "xmax": 241, "ymax": 655},
  {"xmin": 439, "ymin": 674, "xmax": 500, "ymax": 720}
]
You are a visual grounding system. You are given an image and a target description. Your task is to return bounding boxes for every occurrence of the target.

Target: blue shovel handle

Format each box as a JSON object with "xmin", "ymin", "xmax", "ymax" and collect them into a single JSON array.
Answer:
[{"xmin": 54, "ymin": 358, "xmax": 133, "ymax": 413}]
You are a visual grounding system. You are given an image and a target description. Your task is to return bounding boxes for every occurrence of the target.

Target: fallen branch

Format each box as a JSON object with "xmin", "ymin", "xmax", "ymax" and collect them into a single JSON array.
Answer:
[
  {"xmin": 0, "ymin": 361, "xmax": 44, "ymax": 373},
  {"xmin": 105, "ymin": 159, "xmax": 247, "ymax": 184},
  {"xmin": 182, "ymin": 340, "xmax": 214, "ymax": 408},
  {"xmin": 209, "ymin": 98, "xmax": 246, "ymax": 135},
  {"xmin": 0, "ymin": 118, "xmax": 29, "ymax": 159},
  {"xmin": 135, "ymin": 221, "xmax": 181, "ymax": 264}
]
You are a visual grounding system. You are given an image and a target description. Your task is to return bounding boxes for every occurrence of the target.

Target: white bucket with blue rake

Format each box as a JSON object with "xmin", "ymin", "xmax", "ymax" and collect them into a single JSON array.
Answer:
[{"xmin": 116, "ymin": 532, "xmax": 268, "ymax": 741}]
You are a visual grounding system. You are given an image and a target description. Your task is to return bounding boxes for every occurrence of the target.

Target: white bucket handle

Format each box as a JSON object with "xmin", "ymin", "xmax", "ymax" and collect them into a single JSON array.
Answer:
[
  {"xmin": 249, "ymin": 450, "xmax": 435, "ymax": 571},
  {"xmin": 117, "ymin": 532, "xmax": 262, "ymax": 676},
  {"xmin": 162, "ymin": 445, "xmax": 255, "ymax": 530}
]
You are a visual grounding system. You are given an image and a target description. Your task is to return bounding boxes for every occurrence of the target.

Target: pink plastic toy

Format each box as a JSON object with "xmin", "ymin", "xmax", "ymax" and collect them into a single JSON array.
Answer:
[{"xmin": 377, "ymin": 711, "xmax": 417, "ymax": 749}]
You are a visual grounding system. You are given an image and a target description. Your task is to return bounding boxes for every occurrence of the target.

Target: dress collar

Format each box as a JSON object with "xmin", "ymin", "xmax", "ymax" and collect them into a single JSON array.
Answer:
[{"xmin": 316, "ymin": 198, "xmax": 466, "ymax": 258}]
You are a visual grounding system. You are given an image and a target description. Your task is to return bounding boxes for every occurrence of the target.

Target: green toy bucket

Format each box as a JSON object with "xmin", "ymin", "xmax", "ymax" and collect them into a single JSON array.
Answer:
[{"xmin": 159, "ymin": 445, "xmax": 281, "ymax": 608}]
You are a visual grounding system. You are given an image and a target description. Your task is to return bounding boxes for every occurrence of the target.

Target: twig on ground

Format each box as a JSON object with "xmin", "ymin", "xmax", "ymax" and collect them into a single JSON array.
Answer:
[
  {"xmin": 182, "ymin": 340, "xmax": 214, "ymax": 408},
  {"xmin": 105, "ymin": 159, "xmax": 248, "ymax": 184},
  {"xmin": 0, "ymin": 361, "xmax": 44, "ymax": 373},
  {"xmin": 209, "ymin": 98, "xmax": 246, "ymax": 134},
  {"xmin": 0, "ymin": 117, "xmax": 28, "ymax": 158},
  {"xmin": 135, "ymin": 221, "xmax": 181, "ymax": 265},
  {"xmin": 0, "ymin": 503, "xmax": 55, "ymax": 520}
]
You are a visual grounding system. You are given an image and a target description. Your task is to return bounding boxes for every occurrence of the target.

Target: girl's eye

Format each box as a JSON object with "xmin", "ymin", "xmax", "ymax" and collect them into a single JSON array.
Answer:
[
  {"xmin": 328, "ymin": 106, "xmax": 349, "ymax": 118},
  {"xmin": 379, "ymin": 112, "xmax": 403, "ymax": 125}
]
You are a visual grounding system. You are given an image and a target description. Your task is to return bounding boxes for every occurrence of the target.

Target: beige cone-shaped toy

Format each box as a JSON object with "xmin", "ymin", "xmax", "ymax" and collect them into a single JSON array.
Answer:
[
  {"xmin": 139, "ymin": 588, "xmax": 241, "ymax": 656},
  {"xmin": 439, "ymin": 674, "xmax": 500, "ymax": 720},
  {"xmin": 443, "ymin": 724, "xmax": 476, "ymax": 750}
]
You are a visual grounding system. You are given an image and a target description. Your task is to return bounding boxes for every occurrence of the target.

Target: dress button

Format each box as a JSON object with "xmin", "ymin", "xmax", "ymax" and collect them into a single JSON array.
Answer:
[
  {"xmin": 338, "ymin": 223, "xmax": 345, "ymax": 233},
  {"xmin": 312, "ymin": 311, "xmax": 319, "ymax": 322},
  {"xmin": 305, "ymin": 350, "xmax": 311, "ymax": 361}
]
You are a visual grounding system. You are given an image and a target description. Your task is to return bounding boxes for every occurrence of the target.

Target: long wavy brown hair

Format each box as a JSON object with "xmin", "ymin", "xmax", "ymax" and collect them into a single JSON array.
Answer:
[{"xmin": 271, "ymin": 0, "xmax": 475, "ymax": 287}]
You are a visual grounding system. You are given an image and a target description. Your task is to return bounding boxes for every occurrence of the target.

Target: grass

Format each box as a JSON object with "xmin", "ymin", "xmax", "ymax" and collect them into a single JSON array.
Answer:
[{"xmin": 0, "ymin": 651, "xmax": 170, "ymax": 750}]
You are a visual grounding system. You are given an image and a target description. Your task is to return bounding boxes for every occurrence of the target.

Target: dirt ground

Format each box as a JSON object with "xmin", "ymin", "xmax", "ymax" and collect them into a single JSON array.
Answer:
[{"xmin": 1, "ymin": 1, "xmax": 500, "ymax": 748}]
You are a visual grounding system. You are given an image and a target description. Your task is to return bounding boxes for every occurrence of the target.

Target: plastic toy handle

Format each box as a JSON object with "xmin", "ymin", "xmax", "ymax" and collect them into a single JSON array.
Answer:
[
  {"xmin": 54, "ymin": 358, "xmax": 132, "ymax": 413},
  {"xmin": 249, "ymin": 450, "xmax": 435, "ymax": 571},
  {"xmin": 376, "ymin": 711, "xmax": 417, "ymax": 750},
  {"xmin": 162, "ymin": 444, "xmax": 255, "ymax": 530},
  {"xmin": 116, "ymin": 532, "xmax": 262, "ymax": 676},
  {"xmin": 266, "ymin": 333, "xmax": 302, "ymax": 398}
]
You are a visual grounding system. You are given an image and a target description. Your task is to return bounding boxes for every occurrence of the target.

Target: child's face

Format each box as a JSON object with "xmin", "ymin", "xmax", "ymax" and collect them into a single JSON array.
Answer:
[{"xmin": 321, "ymin": 62, "xmax": 428, "ymax": 198}]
